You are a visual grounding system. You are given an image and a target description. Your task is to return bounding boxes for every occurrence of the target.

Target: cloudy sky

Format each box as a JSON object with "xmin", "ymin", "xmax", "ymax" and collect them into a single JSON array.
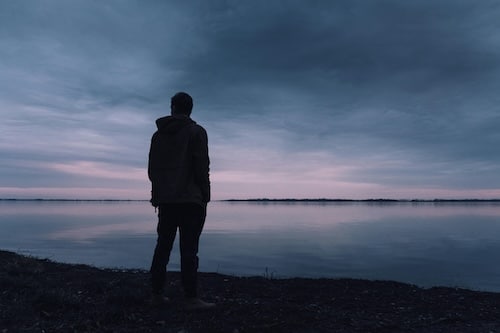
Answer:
[{"xmin": 1, "ymin": 1, "xmax": 499, "ymax": 200}]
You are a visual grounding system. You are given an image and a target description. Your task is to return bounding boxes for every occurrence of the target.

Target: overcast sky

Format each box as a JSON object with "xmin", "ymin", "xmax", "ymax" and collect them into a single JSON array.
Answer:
[{"xmin": 1, "ymin": 1, "xmax": 499, "ymax": 200}]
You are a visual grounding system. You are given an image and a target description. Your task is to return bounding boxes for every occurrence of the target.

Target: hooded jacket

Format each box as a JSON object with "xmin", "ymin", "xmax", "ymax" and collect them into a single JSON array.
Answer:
[{"xmin": 148, "ymin": 115, "xmax": 210, "ymax": 207}]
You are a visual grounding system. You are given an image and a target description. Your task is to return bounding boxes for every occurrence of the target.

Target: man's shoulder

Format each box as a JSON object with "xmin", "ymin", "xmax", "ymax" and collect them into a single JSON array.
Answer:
[
  {"xmin": 190, "ymin": 122, "xmax": 207, "ymax": 134},
  {"xmin": 150, "ymin": 130, "xmax": 159, "ymax": 138}
]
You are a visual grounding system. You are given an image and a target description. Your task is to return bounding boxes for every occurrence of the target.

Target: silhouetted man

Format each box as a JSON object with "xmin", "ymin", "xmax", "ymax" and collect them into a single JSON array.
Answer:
[{"xmin": 148, "ymin": 92, "xmax": 214, "ymax": 309}]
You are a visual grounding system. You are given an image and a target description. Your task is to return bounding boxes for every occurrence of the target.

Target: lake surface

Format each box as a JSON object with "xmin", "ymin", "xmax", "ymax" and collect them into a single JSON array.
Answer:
[{"xmin": 1, "ymin": 200, "xmax": 500, "ymax": 292}]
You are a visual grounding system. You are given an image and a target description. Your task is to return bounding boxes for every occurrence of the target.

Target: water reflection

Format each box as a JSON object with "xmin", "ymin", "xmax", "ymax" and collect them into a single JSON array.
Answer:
[{"xmin": 1, "ymin": 200, "xmax": 500, "ymax": 292}]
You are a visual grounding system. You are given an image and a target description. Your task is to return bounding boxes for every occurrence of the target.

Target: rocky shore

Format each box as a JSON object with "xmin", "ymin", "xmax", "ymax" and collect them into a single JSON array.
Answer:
[{"xmin": 1, "ymin": 250, "xmax": 500, "ymax": 332}]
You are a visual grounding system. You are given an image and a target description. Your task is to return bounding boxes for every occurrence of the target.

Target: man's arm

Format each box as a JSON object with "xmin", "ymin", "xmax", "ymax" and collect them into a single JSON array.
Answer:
[
  {"xmin": 147, "ymin": 133, "xmax": 156, "ymax": 182},
  {"xmin": 147, "ymin": 133, "xmax": 158, "ymax": 207},
  {"xmin": 192, "ymin": 126, "xmax": 210, "ymax": 203}
]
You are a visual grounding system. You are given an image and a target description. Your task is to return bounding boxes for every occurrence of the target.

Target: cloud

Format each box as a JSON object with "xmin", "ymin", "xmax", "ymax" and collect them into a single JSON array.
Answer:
[
  {"xmin": 47, "ymin": 161, "xmax": 145, "ymax": 181},
  {"xmin": 1, "ymin": 1, "xmax": 499, "ymax": 199}
]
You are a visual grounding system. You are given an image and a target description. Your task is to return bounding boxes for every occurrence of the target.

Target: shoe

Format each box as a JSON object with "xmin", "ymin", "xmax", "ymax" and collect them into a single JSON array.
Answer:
[
  {"xmin": 151, "ymin": 294, "xmax": 170, "ymax": 306},
  {"xmin": 184, "ymin": 298, "xmax": 216, "ymax": 310}
]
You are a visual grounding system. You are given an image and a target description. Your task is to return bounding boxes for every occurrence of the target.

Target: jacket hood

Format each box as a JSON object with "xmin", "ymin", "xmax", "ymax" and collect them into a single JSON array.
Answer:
[{"xmin": 156, "ymin": 115, "xmax": 195, "ymax": 134}]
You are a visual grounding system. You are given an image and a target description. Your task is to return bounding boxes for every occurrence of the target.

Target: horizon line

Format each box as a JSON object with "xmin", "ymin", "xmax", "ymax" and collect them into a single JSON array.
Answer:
[{"xmin": 1, "ymin": 198, "xmax": 500, "ymax": 202}]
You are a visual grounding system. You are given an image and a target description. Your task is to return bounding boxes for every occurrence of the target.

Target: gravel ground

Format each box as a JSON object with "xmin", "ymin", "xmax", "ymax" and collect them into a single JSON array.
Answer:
[{"xmin": 2, "ymin": 250, "xmax": 500, "ymax": 333}]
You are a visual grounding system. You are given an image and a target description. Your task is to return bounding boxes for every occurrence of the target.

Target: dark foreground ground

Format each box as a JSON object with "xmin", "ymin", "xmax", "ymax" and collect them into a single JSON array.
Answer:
[{"xmin": 1, "ymin": 250, "xmax": 500, "ymax": 333}]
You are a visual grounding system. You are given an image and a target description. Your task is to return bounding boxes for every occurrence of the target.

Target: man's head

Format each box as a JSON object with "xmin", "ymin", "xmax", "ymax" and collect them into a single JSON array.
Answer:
[{"xmin": 171, "ymin": 92, "xmax": 193, "ymax": 116}]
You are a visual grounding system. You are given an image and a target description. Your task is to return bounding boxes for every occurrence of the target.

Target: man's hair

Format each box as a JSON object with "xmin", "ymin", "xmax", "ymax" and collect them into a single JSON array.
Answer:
[{"xmin": 171, "ymin": 92, "xmax": 193, "ymax": 116}]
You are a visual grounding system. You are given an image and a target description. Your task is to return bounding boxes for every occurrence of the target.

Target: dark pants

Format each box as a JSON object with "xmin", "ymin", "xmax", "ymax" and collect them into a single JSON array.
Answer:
[{"xmin": 150, "ymin": 203, "xmax": 206, "ymax": 298}]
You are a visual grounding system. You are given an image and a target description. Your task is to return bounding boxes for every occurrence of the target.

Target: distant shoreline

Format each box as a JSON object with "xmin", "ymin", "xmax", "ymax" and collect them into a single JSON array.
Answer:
[
  {"xmin": 1, "ymin": 198, "xmax": 499, "ymax": 203},
  {"xmin": 0, "ymin": 198, "xmax": 149, "ymax": 202},
  {"xmin": 223, "ymin": 198, "xmax": 500, "ymax": 203}
]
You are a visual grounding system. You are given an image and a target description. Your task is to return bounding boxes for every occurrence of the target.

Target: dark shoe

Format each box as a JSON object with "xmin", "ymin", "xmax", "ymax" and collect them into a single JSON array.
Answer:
[
  {"xmin": 184, "ymin": 298, "xmax": 216, "ymax": 310},
  {"xmin": 151, "ymin": 294, "xmax": 169, "ymax": 306}
]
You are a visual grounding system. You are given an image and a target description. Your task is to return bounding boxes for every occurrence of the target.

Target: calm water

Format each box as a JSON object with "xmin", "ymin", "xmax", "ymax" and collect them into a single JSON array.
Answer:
[{"xmin": 1, "ymin": 200, "xmax": 500, "ymax": 292}]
